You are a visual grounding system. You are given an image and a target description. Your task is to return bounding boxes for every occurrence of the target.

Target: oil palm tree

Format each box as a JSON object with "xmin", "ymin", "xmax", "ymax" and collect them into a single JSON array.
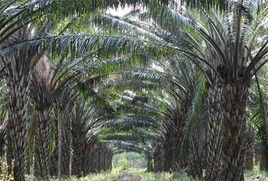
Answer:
[
  {"xmin": 71, "ymin": 99, "xmax": 94, "ymax": 177},
  {"xmin": 99, "ymin": 62, "xmax": 197, "ymax": 172},
  {"xmin": 248, "ymin": 66, "xmax": 268, "ymax": 171},
  {"xmin": 0, "ymin": 0, "xmax": 265, "ymax": 180},
  {"xmin": 30, "ymin": 55, "xmax": 52, "ymax": 179},
  {"xmin": 69, "ymin": 53, "xmax": 143, "ymax": 176},
  {"xmin": 4, "ymin": 26, "xmax": 39, "ymax": 181},
  {"xmin": 71, "ymin": 97, "xmax": 113, "ymax": 177},
  {"xmin": 0, "ymin": 1, "xmax": 170, "ymax": 180},
  {"xmin": 30, "ymin": 54, "xmax": 81, "ymax": 178},
  {"xmin": 88, "ymin": 1, "xmax": 268, "ymax": 179}
]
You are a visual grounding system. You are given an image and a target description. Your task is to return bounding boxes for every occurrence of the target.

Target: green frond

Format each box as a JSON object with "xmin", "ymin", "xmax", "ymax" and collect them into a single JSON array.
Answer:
[
  {"xmin": 180, "ymin": 71, "xmax": 206, "ymax": 159},
  {"xmin": 110, "ymin": 141, "xmax": 148, "ymax": 154},
  {"xmin": 105, "ymin": 118, "xmax": 160, "ymax": 128},
  {"xmin": 6, "ymin": 33, "xmax": 178, "ymax": 59},
  {"xmin": 34, "ymin": 0, "xmax": 168, "ymax": 19}
]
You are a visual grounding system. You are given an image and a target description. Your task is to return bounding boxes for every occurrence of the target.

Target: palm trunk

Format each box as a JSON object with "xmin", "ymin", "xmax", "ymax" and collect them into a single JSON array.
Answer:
[
  {"xmin": 61, "ymin": 111, "xmax": 71, "ymax": 176},
  {"xmin": 57, "ymin": 109, "xmax": 71, "ymax": 177},
  {"xmin": 205, "ymin": 81, "xmax": 224, "ymax": 180},
  {"xmin": 163, "ymin": 96, "xmax": 191, "ymax": 172},
  {"xmin": 205, "ymin": 80, "xmax": 248, "ymax": 181},
  {"xmin": 50, "ymin": 119, "xmax": 58, "ymax": 177},
  {"xmin": 260, "ymin": 117, "xmax": 268, "ymax": 171},
  {"xmin": 71, "ymin": 119, "xmax": 86, "ymax": 177},
  {"xmin": 6, "ymin": 128, "xmax": 13, "ymax": 175},
  {"xmin": 84, "ymin": 141, "xmax": 96, "ymax": 175},
  {"xmin": 163, "ymin": 128, "xmax": 180, "ymax": 171},
  {"xmin": 72, "ymin": 137, "xmax": 86, "ymax": 177},
  {"xmin": 188, "ymin": 118, "xmax": 206, "ymax": 178},
  {"xmin": 7, "ymin": 74, "xmax": 29, "ymax": 181},
  {"xmin": 80, "ymin": 141, "xmax": 112, "ymax": 175},
  {"xmin": 260, "ymin": 142, "xmax": 268, "ymax": 171},
  {"xmin": 0, "ymin": 122, "xmax": 6, "ymax": 157},
  {"xmin": 98, "ymin": 144, "xmax": 112, "ymax": 171},
  {"xmin": 146, "ymin": 152, "xmax": 154, "ymax": 172},
  {"xmin": 188, "ymin": 139, "xmax": 204, "ymax": 178},
  {"xmin": 34, "ymin": 108, "xmax": 51, "ymax": 179},
  {"xmin": 244, "ymin": 124, "xmax": 254, "ymax": 170},
  {"xmin": 221, "ymin": 83, "xmax": 248, "ymax": 181},
  {"xmin": 152, "ymin": 143, "xmax": 165, "ymax": 172},
  {"xmin": 163, "ymin": 118, "xmax": 186, "ymax": 172},
  {"xmin": 57, "ymin": 109, "xmax": 62, "ymax": 179},
  {"xmin": 50, "ymin": 142, "xmax": 58, "ymax": 176}
]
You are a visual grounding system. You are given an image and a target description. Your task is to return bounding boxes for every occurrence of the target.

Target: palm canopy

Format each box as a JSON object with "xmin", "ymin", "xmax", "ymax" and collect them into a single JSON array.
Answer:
[
  {"xmin": 84, "ymin": 0, "xmax": 268, "ymax": 83},
  {"xmin": 8, "ymin": 0, "xmax": 264, "ymax": 89},
  {"xmin": 1, "ymin": 0, "xmax": 268, "ymax": 180}
]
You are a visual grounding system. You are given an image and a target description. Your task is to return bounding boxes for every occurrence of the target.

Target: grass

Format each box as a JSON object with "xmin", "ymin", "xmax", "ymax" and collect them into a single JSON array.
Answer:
[
  {"xmin": 26, "ymin": 168, "xmax": 197, "ymax": 181},
  {"xmin": 79, "ymin": 168, "xmax": 197, "ymax": 181},
  {"xmin": 245, "ymin": 165, "xmax": 268, "ymax": 181},
  {"xmin": 25, "ymin": 166, "xmax": 268, "ymax": 181}
]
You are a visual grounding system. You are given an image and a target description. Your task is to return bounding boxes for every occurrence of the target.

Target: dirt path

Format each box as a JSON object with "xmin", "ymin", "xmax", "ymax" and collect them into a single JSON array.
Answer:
[
  {"xmin": 249, "ymin": 176, "xmax": 268, "ymax": 181},
  {"xmin": 117, "ymin": 174, "xmax": 141, "ymax": 181}
]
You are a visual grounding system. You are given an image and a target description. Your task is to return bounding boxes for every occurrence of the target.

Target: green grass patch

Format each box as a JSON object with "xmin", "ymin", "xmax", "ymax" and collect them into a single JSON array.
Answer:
[
  {"xmin": 244, "ymin": 165, "xmax": 268, "ymax": 181},
  {"xmin": 25, "ymin": 167, "xmax": 268, "ymax": 181},
  {"xmin": 26, "ymin": 168, "xmax": 197, "ymax": 181},
  {"xmin": 72, "ymin": 169, "xmax": 197, "ymax": 181}
]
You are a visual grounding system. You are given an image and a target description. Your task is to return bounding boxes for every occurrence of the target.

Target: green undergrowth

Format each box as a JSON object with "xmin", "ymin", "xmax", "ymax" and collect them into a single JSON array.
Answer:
[
  {"xmin": 25, "ymin": 167, "xmax": 268, "ymax": 181},
  {"xmin": 26, "ymin": 168, "xmax": 197, "ymax": 181},
  {"xmin": 78, "ymin": 168, "xmax": 197, "ymax": 181},
  {"xmin": 245, "ymin": 165, "xmax": 268, "ymax": 181}
]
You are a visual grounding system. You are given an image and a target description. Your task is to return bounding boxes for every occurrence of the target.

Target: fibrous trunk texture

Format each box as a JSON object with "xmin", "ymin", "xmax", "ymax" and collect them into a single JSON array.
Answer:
[
  {"xmin": 0, "ymin": 122, "xmax": 6, "ymax": 157},
  {"xmin": 51, "ymin": 104, "xmax": 72, "ymax": 178},
  {"xmin": 163, "ymin": 116, "xmax": 184, "ymax": 171},
  {"xmin": 163, "ymin": 95, "xmax": 192, "ymax": 172},
  {"xmin": 152, "ymin": 143, "xmax": 165, "ymax": 172},
  {"xmin": 34, "ymin": 108, "xmax": 51, "ymax": 179},
  {"xmin": 61, "ymin": 111, "xmax": 71, "ymax": 176},
  {"xmin": 72, "ymin": 141, "xmax": 112, "ymax": 176},
  {"xmin": 146, "ymin": 152, "xmax": 154, "ymax": 172},
  {"xmin": 83, "ymin": 141, "xmax": 97, "ymax": 175},
  {"xmin": 32, "ymin": 55, "xmax": 52, "ymax": 179},
  {"xmin": 187, "ymin": 118, "xmax": 206, "ymax": 178},
  {"xmin": 72, "ymin": 135, "xmax": 87, "ymax": 177},
  {"xmin": 85, "ymin": 142, "xmax": 112, "ymax": 174},
  {"xmin": 244, "ymin": 124, "xmax": 254, "ymax": 170},
  {"xmin": 7, "ymin": 73, "xmax": 29, "ymax": 181},
  {"xmin": 205, "ymin": 80, "xmax": 248, "ymax": 181},
  {"xmin": 96, "ymin": 144, "xmax": 112, "ymax": 172},
  {"xmin": 49, "ymin": 135, "xmax": 58, "ymax": 176},
  {"xmin": 57, "ymin": 109, "xmax": 71, "ymax": 177},
  {"xmin": 260, "ymin": 115, "xmax": 268, "ymax": 171},
  {"xmin": 6, "ymin": 129, "xmax": 13, "ymax": 175},
  {"xmin": 260, "ymin": 142, "xmax": 268, "ymax": 171}
]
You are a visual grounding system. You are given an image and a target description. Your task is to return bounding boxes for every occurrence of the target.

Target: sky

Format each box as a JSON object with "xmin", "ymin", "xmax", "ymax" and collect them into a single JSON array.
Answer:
[{"xmin": 107, "ymin": 6, "xmax": 133, "ymax": 17}]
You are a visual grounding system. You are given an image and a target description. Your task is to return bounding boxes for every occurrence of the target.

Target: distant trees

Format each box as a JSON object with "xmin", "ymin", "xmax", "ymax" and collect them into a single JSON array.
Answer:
[
  {"xmin": 0, "ymin": 0, "xmax": 268, "ymax": 181},
  {"xmin": 91, "ymin": 1, "xmax": 268, "ymax": 180}
]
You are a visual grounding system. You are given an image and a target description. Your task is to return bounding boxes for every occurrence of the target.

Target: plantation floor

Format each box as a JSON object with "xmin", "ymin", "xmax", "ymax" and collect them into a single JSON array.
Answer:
[
  {"xmin": 117, "ymin": 174, "xmax": 141, "ymax": 181},
  {"xmin": 25, "ymin": 168, "xmax": 268, "ymax": 181},
  {"xmin": 26, "ymin": 169, "xmax": 197, "ymax": 181},
  {"xmin": 64, "ymin": 171, "xmax": 197, "ymax": 181}
]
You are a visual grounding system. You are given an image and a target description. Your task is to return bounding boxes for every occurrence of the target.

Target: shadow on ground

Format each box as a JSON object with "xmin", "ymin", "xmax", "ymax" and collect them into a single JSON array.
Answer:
[{"xmin": 117, "ymin": 174, "xmax": 142, "ymax": 181}]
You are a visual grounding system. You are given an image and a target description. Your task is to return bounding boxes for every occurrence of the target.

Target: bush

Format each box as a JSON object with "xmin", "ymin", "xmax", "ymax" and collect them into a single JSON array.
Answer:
[{"xmin": 0, "ymin": 158, "xmax": 13, "ymax": 181}]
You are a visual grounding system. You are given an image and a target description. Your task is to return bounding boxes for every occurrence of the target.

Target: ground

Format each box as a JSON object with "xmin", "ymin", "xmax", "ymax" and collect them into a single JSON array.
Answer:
[
  {"xmin": 24, "ymin": 167, "xmax": 268, "ymax": 181},
  {"xmin": 26, "ymin": 169, "xmax": 196, "ymax": 181},
  {"xmin": 68, "ymin": 169, "xmax": 197, "ymax": 181},
  {"xmin": 117, "ymin": 174, "xmax": 141, "ymax": 181}
]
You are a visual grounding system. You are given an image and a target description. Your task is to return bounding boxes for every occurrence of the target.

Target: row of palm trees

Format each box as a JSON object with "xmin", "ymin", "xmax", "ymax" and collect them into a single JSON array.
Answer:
[
  {"xmin": 0, "ymin": 0, "xmax": 268, "ymax": 181},
  {"xmin": 89, "ymin": 1, "xmax": 268, "ymax": 180},
  {"xmin": 0, "ymin": 0, "xmax": 166, "ymax": 180}
]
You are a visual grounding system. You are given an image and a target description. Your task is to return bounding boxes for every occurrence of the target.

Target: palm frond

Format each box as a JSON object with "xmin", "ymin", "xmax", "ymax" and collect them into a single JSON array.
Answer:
[{"xmin": 180, "ymin": 71, "xmax": 206, "ymax": 159}]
